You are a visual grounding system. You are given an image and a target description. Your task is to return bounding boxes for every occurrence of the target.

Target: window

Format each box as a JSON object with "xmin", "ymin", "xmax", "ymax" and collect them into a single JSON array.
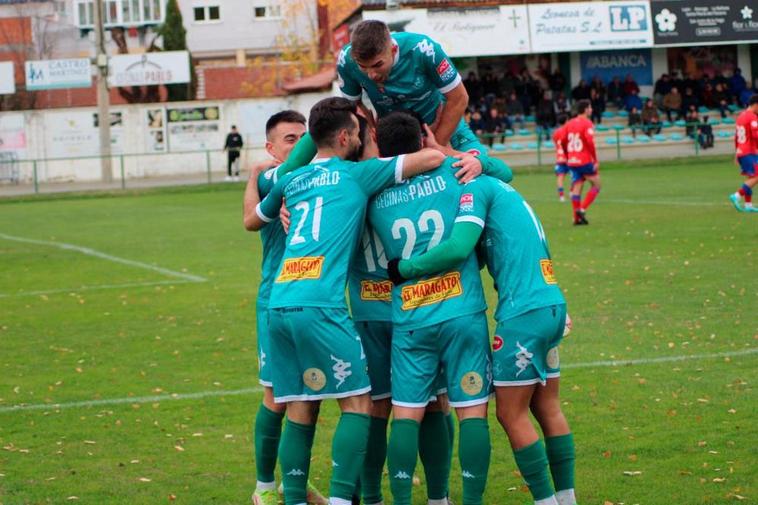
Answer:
[
  {"xmin": 193, "ymin": 5, "xmax": 220, "ymax": 22},
  {"xmin": 74, "ymin": 0, "xmax": 165, "ymax": 27},
  {"xmin": 253, "ymin": 1, "xmax": 280, "ymax": 19}
]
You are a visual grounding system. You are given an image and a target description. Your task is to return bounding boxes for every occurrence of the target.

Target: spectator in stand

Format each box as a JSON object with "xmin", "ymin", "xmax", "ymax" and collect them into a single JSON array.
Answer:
[
  {"xmin": 590, "ymin": 88, "xmax": 605, "ymax": 124},
  {"xmin": 685, "ymin": 105, "xmax": 699, "ymax": 138},
  {"xmin": 622, "ymin": 74, "xmax": 640, "ymax": 97},
  {"xmin": 571, "ymin": 79, "xmax": 591, "ymax": 102},
  {"xmin": 590, "ymin": 76, "xmax": 606, "ymax": 101},
  {"xmin": 653, "ymin": 73, "xmax": 672, "ymax": 108},
  {"xmin": 464, "ymin": 71, "xmax": 483, "ymax": 107},
  {"xmin": 663, "ymin": 87, "xmax": 682, "ymax": 121},
  {"xmin": 469, "ymin": 109, "xmax": 486, "ymax": 137},
  {"xmin": 482, "ymin": 70, "xmax": 499, "ymax": 101},
  {"xmin": 698, "ymin": 116, "xmax": 714, "ymax": 149},
  {"xmin": 641, "ymin": 99, "xmax": 662, "ymax": 136},
  {"xmin": 670, "ymin": 70, "xmax": 684, "ymax": 94},
  {"xmin": 702, "ymin": 82, "xmax": 715, "ymax": 109},
  {"xmin": 536, "ymin": 90, "xmax": 557, "ymax": 142},
  {"xmin": 483, "ymin": 107, "xmax": 506, "ymax": 146},
  {"xmin": 712, "ymin": 83, "xmax": 730, "ymax": 118},
  {"xmin": 607, "ymin": 76, "xmax": 624, "ymax": 108},
  {"xmin": 506, "ymin": 91, "xmax": 525, "ymax": 130},
  {"xmin": 555, "ymin": 91, "xmax": 570, "ymax": 116},
  {"xmin": 521, "ymin": 68, "xmax": 541, "ymax": 111},
  {"xmin": 729, "ymin": 68, "xmax": 747, "ymax": 102},
  {"xmin": 624, "ymin": 88, "xmax": 643, "ymax": 113},
  {"xmin": 712, "ymin": 71, "xmax": 729, "ymax": 90},
  {"xmin": 549, "ymin": 68, "xmax": 567, "ymax": 95},
  {"xmin": 739, "ymin": 81, "xmax": 758, "ymax": 107},
  {"xmin": 628, "ymin": 106, "xmax": 642, "ymax": 138},
  {"xmin": 681, "ymin": 87, "xmax": 699, "ymax": 119},
  {"xmin": 498, "ymin": 71, "xmax": 516, "ymax": 99}
]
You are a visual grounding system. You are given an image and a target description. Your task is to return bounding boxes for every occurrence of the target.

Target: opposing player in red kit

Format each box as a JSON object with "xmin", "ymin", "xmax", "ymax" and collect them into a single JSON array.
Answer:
[
  {"xmin": 729, "ymin": 94, "xmax": 758, "ymax": 213},
  {"xmin": 566, "ymin": 100, "xmax": 601, "ymax": 225},
  {"xmin": 553, "ymin": 114, "xmax": 569, "ymax": 202}
]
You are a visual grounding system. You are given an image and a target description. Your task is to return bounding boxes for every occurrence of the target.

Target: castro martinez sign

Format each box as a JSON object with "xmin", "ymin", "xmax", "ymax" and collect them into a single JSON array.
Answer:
[
  {"xmin": 25, "ymin": 58, "xmax": 92, "ymax": 91},
  {"xmin": 108, "ymin": 51, "xmax": 190, "ymax": 87}
]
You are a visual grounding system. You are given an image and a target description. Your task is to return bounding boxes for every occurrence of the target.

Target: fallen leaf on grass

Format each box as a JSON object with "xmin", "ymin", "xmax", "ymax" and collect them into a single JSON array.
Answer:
[
  {"xmin": 138, "ymin": 477, "xmax": 152, "ymax": 482},
  {"xmin": 623, "ymin": 471, "xmax": 642, "ymax": 476},
  {"xmin": 728, "ymin": 494, "xmax": 747, "ymax": 500},
  {"xmin": 67, "ymin": 497, "xmax": 79, "ymax": 501},
  {"xmin": 602, "ymin": 450, "xmax": 612, "ymax": 458},
  {"xmin": 83, "ymin": 440, "xmax": 96, "ymax": 445},
  {"xmin": 713, "ymin": 478, "xmax": 726, "ymax": 483},
  {"xmin": 174, "ymin": 445, "xmax": 184, "ymax": 452}
]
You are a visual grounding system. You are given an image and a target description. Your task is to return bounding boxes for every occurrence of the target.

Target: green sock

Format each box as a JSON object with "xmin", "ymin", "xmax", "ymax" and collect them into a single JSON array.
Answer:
[
  {"xmin": 445, "ymin": 412, "xmax": 455, "ymax": 468},
  {"xmin": 513, "ymin": 439, "xmax": 555, "ymax": 501},
  {"xmin": 546, "ymin": 433, "xmax": 576, "ymax": 493},
  {"xmin": 458, "ymin": 418, "xmax": 490, "ymax": 505},
  {"xmin": 279, "ymin": 418, "xmax": 316, "ymax": 505},
  {"xmin": 361, "ymin": 416, "xmax": 388, "ymax": 504},
  {"xmin": 387, "ymin": 418, "xmax": 420, "ymax": 505},
  {"xmin": 330, "ymin": 412, "xmax": 371, "ymax": 501},
  {"xmin": 419, "ymin": 411, "xmax": 451, "ymax": 500},
  {"xmin": 254, "ymin": 405, "xmax": 284, "ymax": 484}
]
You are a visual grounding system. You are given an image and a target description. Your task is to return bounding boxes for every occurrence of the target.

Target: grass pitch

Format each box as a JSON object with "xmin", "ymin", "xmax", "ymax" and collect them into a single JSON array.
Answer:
[{"xmin": 0, "ymin": 155, "xmax": 755, "ymax": 505}]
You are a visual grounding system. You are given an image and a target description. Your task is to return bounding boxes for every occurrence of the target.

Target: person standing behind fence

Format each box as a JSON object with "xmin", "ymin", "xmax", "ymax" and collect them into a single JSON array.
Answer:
[{"xmin": 224, "ymin": 125, "xmax": 244, "ymax": 181}]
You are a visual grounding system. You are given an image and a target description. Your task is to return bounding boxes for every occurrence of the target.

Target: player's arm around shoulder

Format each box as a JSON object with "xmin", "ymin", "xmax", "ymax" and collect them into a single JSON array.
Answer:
[
  {"xmin": 401, "ymin": 148, "xmax": 446, "ymax": 179},
  {"xmin": 246, "ymin": 172, "xmax": 289, "ymax": 231},
  {"xmin": 243, "ymin": 160, "xmax": 278, "ymax": 231}
]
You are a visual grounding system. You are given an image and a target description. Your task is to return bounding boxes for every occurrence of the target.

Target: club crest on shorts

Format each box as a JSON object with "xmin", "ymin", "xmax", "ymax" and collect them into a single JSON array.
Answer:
[
  {"xmin": 303, "ymin": 368, "xmax": 326, "ymax": 391},
  {"xmin": 460, "ymin": 371, "xmax": 483, "ymax": 396},
  {"xmin": 547, "ymin": 347, "xmax": 560, "ymax": 369},
  {"xmin": 492, "ymin": 335, "xmax": 504, "ymax": 352}
]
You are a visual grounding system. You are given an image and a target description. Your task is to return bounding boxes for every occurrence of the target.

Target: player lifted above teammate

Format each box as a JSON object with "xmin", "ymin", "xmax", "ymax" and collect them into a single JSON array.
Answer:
[
  {"xmin": 730, "ymin": 94, "xmax": 758, "ymax": 213},
  {"xmin": 566, "ymin": 100, "xmax": 601, "ymax": 225}
]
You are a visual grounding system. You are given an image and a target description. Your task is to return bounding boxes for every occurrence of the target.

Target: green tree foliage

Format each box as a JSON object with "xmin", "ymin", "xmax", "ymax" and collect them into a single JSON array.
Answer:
[{"xmin": 159, "ymin": 0, "xmax": 196, "ymax": 101}]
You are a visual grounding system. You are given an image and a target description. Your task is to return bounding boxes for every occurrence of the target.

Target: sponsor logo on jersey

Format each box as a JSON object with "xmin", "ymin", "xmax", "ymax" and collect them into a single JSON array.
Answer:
[
  {"xmin": 276, "ymin": 256, "xmax": 324, "ymax": 282},
  {"xmin": 436, "ymin": 58, "xmax": 455, "ymax": 81},
  {"xmin": 540, "ymin": 259, "xmax": 557, "ymax": 285},
  {"xmin": 414, "ymin": 39, "xmax": 436, "ymax": 62},
  {"xmin": 303, "ymin": 368, "xmax": 326, "ymax": 391},
  {"xmin": 460, "ymin": 371, "xmax": 483, "ymax": 396},
  {"xmin": 492, "ymin": 335, "xmax": 504, "ymax": 352},
  {"xmin": 360, "ymin": 280, "xmax": 392, "ymax": 302},
  {"xmin": 400, "ymin": 272, "xmax": 463, "ymax": 310},
  {"xmin": 459, "ymin": 193, "xmax": 474, "ymax": 212}
]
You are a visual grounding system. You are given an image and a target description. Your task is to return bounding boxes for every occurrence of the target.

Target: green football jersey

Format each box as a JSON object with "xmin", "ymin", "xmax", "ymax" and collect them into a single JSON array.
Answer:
[
  {"xmin": 348, "ymin": 222, "xmax": 392, "ymax": 322},
  {"xmin": 337, "ymin": 32, "xmax": 461, "ymax": 126},
  {"xmin": 256, "ymin": 156, "xmax": 405, "ymax": 310},
  {"xmin": 256, "ymin": 166, "xmax": 287, "ymax": 307},
  {"xmin": 456, "ymin": 176, "xmax": 565, "ymax": 321},
  {"xmin": 368, "ymin": 159, "xmax": 487, "ymax": 330}
]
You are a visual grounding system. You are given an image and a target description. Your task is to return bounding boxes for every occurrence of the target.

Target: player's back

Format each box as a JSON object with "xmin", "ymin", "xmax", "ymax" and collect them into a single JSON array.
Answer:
[
  {"xmin": 552, "ymin": 125, "xmax": 568, "ymax": 164},
  {"xmin": 565, "ymin": 117, "xmax": 595, "ymax": 167},
  {"xmin": 269, "ymin": 157, "xmax": 382, "ymax": 310},
  {"xmin": 348, "ymin": 223, "xmax": 392, "ymax": 322},
  {"xmin": 475, "ymin": 176, "xmax": 565, "ymax": 322},
  {"xmin": 735, "ymin": 109, "xmax": 758, "ymax": 156},
  {"xmin": 368, "ymin": 160, "xmax": 487, "ymax": 330}
]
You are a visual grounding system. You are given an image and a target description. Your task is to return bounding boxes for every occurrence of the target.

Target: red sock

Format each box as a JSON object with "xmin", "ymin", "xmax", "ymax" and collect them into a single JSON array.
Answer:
[
  {"xmin": 582, "ymin": 187, "xmax": 600, "ymax": 210},
  {"xmin": 571, "ymin": 195, "xmax": 581, "ymax": 212},
  {"xmin": 738, "ymin": 187, "xmax": 746, "ymax": 196}
]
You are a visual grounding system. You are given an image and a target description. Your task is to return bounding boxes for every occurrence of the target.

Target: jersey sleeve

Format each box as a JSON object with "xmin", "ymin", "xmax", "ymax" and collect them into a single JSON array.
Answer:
[
  {"xmin": 479, "ymin": 154, "xmax": 513, "ymax": 183},
  {"xmin": 337, "ymin": 46, "xmax": 363, "ymax": 102},
  {"xmin": 351, "ymin": 155, "xmax": 406, "ymax": 196},
  {"xmin": 454, "ymin": 177, "xmax": 490, "ymax": 229},
  {"xmin": 583, "ymin": 124, "xmax": 597, "ymax": 163},
  {"xmin": 257, "ymin": 167, "xmax": 278, "ymax": 198},
  {"xmin": 274, "ymin": 133, "xmax": 317, "ymax": 179},
  {"xmin": 399, "ymin": 221, "xmax": 483, "ymax": 279},
  {"xmin": 255, "ymin": 176, "xmax": 286, "ymax": 225},
  {"xmin": 419, "ymin": 36, "xmax": 461, "ymax": 94}
]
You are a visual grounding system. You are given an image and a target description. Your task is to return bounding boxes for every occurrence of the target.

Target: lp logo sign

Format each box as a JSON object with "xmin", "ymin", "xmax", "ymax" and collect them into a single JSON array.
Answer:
[{"xmin": 609, "ymin": 5, "xmax": 648, "ymax": 32}]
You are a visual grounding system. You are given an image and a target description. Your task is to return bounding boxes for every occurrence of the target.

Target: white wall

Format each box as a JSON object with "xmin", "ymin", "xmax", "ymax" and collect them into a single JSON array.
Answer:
[{"xmin": 0, "ymin": 91, "xmax": 331, "ymax": 183}]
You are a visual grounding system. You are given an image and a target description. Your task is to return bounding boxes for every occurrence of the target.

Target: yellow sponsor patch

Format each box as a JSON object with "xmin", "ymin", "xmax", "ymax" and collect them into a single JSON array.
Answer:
[
  {"xmin": 540, "ymin": 259, "xmax": 557, "ymax": 284},
  {"xmin": 360, "ymin": 280, "xmax": 392, "ymax": 302},
  {"xmin": 400, "ymin": 272, "xmax": 462, "ymax": 310},
  {"xmin": 276, "ymin": 256, "xmax": 324, "ymax": 282}
]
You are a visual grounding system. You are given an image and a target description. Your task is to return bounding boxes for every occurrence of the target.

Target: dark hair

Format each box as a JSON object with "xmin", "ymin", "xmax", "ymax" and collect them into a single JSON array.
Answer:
[
  {"xmin": 557, "ymin": 114, "xmax": 568, "ymax": 126},
  {"xmin": 376, "ymin": 112, "xmax": 423, "ymax": 157},
  {"xmin": 265, "ymin": 110, "xmax": 306, "ymax": 138},
  {"xmin": 308, "ymin": 97, "xmax": 357, "ymax": 148},
  {"xmin": 351, "ymin": 20, "xmax": 391, "ymax": 61},
  {"xmin": 576, "ymin": 99, "xmax": 591, "ymax": 115},
  {"xmin": 351, "ymin": 115, "xmax": 371, "ymax": 161},
  {"xmin": 231, "ymin": 125, "xmax": 237, "ymax": 129},
  {"xmin": 749, "ymin": 94, "xmax": 758, "ymax": 106}
]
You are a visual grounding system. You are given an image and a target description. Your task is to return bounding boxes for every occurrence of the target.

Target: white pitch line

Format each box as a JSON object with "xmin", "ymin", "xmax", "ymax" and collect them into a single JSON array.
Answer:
[
  {"xmin": 0, "ymin": 280, "xmax": 199, "ymax": 298},
  {"xmin": 528, "ymin": 197, "xmax": 722, "ymax": 207},
  {"xmin": 0, "ymin": 232, "xmax": 206, "ymax": 283},
  {"xmin": 1, "ymin": 348, "xmax": 755, "ymax": 415}
]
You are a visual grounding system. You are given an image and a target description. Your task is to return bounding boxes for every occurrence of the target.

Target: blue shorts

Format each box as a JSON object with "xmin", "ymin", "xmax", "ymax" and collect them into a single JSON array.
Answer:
[
  {"xmin": 569, "ymin": 163, "xmax": 597, "ymax": 184},
  {"xmin": 554, "ymin": 163, "xmax": 570, "ymax": 175},
  {"xmin": 738, "ymin": 154, "xmax": 758, "ymax": 177}
]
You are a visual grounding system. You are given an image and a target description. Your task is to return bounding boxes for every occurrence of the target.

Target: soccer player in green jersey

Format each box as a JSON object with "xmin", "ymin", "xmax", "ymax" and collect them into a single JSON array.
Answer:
[
  {"xmin": 366, "ymin": 112, "xmax": 498, "ymax": 505},
  {"xmin": 243, "ymin": 111, "xmax": 329, "ymax": 505},
  {"xmin": 245, "ymin": 97, "xmax": 445, "ymax": 505},
  {"xmin": 337, "ymin": 20, "xmax": 489, "ymax": 161},
  {"xmin": 389, "ymin": 177, "xmax": 577, "ymax": 505},
  {"xmin": 348, "ymin": 116, "xmax": 455, "ymax": 505}
]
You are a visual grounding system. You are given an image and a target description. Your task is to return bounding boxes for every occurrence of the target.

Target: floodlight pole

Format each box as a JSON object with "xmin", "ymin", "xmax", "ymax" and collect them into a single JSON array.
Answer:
[{"xmin": 93, "ymin": 0, "xmax": 112, "ymax": 182}]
